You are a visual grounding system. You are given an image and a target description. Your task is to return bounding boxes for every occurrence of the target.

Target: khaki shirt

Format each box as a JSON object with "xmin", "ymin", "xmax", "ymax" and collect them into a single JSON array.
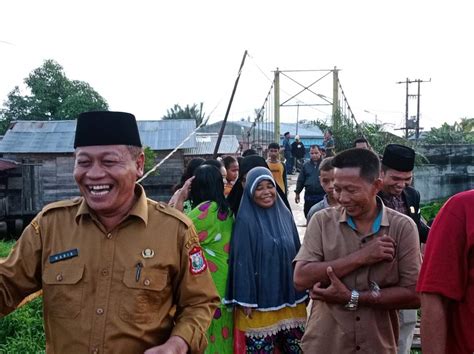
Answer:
[
  {"xmin": 295, "ymin": 202, "xmax": 421, "ymax": 354},
  {"xmin": 0, "ymin": 186, "xmax": 219, "ymax": 354}
]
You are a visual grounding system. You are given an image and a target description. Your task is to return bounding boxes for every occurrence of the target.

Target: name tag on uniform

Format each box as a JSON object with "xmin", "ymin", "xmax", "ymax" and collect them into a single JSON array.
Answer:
[{"xmin": 49, "ymin": 249, "xmax": 79, "ymax": 264}]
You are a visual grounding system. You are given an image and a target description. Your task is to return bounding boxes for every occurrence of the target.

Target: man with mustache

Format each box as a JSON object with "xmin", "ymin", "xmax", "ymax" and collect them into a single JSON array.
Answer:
[{"xmin": 0, "ymin": 111, "xmax": 219, "ymax": 354}]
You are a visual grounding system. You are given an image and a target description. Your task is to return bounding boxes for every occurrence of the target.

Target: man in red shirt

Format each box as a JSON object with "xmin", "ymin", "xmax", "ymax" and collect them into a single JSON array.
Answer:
[{"xmin": 417, "ymin": 189, "xmax": 474, "ymax": 354}]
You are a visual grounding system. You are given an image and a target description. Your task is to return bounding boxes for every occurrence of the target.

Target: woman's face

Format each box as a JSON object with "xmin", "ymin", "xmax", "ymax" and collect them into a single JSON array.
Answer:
[{"xmin": 253, "ymin": 179, "xmax": 276, "ymax": 208}]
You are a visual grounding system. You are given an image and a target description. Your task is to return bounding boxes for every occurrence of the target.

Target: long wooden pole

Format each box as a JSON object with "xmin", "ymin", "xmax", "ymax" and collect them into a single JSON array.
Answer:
[{"xmin": 213, "ymin": 50, "xmax": 248, "ymax": 158}]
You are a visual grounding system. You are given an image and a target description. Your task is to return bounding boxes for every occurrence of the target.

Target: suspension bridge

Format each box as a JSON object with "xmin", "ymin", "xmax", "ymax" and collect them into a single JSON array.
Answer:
[
  {"xmin": 213, "ymin": 51, "xmax": 361, "ymax": 156},
  {"xmin": 141, "ymin": 51, "xmax": 362, "ymax": 181}
]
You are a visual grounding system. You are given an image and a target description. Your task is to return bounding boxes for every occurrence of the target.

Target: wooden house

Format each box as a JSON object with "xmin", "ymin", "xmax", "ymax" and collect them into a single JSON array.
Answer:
[{"xmin": 0, "ymin": 119, "xmax": 197, "ymax": 214}]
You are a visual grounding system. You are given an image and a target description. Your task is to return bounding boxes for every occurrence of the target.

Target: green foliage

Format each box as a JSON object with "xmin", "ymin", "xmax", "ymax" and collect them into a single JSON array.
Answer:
[
  {"xmin": 0, "ymin": 59, "xmax": 108, "ymax": 134},
  {"xmin": 0, "ymin": 297, "xmax": 45, "ymax": 353},
  {"xmin": 143, "ymin": 146, "xmax": 158, "ymax": 175},
  {"xmin": 0, "ymin": 240, "xmax": 15, "ymax": 258},
  {"xmin": 424, "ymin": 118, "xmax": 474, "ymax": 144},
  {"xmin": 162, "ymin": 103, "xmax": 206, "ymax": 127},
  {"xmin": 311, "ymin": 111, "xmax": 413, "ymax": 156},
  {"xmin": 0, "ymin": 240, "xmax": 46, "ymax": 352},
  {"xmin": 420, "ymin": 198, "xmax": 448, "ymax": 222}
]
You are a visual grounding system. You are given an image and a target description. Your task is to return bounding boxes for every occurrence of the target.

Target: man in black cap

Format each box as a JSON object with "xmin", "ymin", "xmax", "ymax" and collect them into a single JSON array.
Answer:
[
  {"xmin": 379, "ymin": 144, "xmax": 429, "ymax": 244},
  {"xmin": 0, "ymin": 111, "xmax": 219, "ymax": 353},
  {"xmin": 379, "ymin": 143, "xmax": 429, "ymax": 354}
]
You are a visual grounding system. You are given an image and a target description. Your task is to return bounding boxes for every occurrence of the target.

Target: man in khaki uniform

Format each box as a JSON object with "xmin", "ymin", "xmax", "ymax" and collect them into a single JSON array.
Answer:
[
  {"xmin": 294, "ymin": 148, "xmax": 421, "ymax": 353},
  {"xmin": 0, "ymin": 111, "xmax": 219, "ymax": 354}
]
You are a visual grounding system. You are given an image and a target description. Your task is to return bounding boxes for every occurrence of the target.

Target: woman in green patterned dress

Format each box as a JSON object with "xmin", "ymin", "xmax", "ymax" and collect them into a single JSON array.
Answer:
[{"xmin": 173, "ymin": 163, "xmax": 234, "ymax": 353}]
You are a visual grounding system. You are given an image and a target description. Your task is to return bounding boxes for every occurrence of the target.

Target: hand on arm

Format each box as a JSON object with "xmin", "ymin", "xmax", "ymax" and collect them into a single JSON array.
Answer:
[
  {"xmin": 295, "ymin": 193, "xmax": 300, "ymax": 204},
  {"xmin": 294, "ymin": 235, "xmax": 396, "ymax": 291},
  {"xmin": 144, "ymin": 336, "xmax": 188, "ymax": 354},
  {"xmin": 310, "ymin": 266, "xmax": 351, "ymax": 304},
  {"xmin": 310, "ymin": 267, "xmax": 420, "ymax": 310}
]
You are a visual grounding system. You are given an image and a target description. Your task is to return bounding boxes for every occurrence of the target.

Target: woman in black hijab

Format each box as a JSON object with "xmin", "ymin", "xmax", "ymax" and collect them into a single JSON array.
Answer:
[{"xmin": 227, "ymin": 155, "xmax": 291, "ymax": 215}]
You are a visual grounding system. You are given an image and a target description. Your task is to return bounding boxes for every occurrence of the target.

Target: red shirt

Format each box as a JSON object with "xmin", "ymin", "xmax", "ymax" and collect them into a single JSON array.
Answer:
[{"xmin": 416, "ymin": 189, "xmax": 474, "ymax": 354}]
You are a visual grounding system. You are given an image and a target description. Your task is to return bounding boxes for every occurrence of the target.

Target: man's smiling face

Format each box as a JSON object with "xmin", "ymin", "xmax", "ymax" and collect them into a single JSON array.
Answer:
[{"xmin": 73, "ymin": 145, "xmax": 144, "ymax": 218}]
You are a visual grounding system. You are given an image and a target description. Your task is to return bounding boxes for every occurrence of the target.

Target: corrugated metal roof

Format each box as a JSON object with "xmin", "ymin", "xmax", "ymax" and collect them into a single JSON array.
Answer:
[
  {"xmin": 137, "ymin": 120, "xmax": 196, "ymax": 150},
  {"xmin": 201, "ymin": 120, "xmax": 324, "ymax": 138},
  {"xmin": 184, "ymin": 134, "xmax": 239, "ymax": 155},
  {"xmin": 0, "ymin": 119, "xmax": 196, "ymax": 153}
]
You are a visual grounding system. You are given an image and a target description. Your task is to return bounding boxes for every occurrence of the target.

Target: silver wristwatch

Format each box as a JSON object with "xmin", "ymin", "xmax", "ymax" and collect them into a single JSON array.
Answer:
[{"xmin": 345, "ymin": 290, "xmax": 360, "ymax": 311}]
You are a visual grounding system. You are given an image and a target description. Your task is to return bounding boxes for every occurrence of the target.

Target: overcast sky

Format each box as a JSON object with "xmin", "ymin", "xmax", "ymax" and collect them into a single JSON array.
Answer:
[{"xmin": 1, "ymin": 0, "xmax": 473, "ymax": 135}]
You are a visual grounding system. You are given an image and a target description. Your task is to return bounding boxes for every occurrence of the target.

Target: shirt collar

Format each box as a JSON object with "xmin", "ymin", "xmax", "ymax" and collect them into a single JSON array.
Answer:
[
  {"xmin": 380, "ymin": 189, "xmax": 404, "ymax": 201},
  {"xmin": 323, "ymin": 194, "xmax": 330, "ymax": 208},
  {"xmin": 75, "ymin": 184, "xmax": 148, "ymax": 226},
  {"xmin": 339, "ymin": 196, "xmax": 389, "ymax": 233}
]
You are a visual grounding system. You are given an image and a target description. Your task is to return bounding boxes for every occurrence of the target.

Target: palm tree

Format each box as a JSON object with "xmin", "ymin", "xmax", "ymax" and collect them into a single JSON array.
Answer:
[{"xmin": 162, "ymin": 103, "xmax": 206, "ymax": 127}]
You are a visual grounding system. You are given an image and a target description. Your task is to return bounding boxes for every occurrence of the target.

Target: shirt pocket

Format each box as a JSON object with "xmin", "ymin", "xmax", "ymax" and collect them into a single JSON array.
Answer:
[
  {"xmin": 119, "ymin": 268, "xmax": 170, "ymax": 324},
  {"xmin": 42, "ymin": 264, "xmax": 85, "ymax": 319}
]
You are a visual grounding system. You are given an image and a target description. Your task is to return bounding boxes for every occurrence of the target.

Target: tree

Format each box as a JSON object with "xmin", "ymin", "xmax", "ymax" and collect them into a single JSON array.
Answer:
[
  {"xmin": 424, "ymin": 118, "xmax": 474, "ymax": 144},
  {"xmin": 311, "ymin": 111, "xmax": 413, "ymax": 155},
  {"xmin": 0, "ymin": 59, "xmax": 108, "ymax": 134},
  {"xmin": 162, "ymin": 103, "xmax": 206, "ymax": 127},
  {"xmin": 143, "ymin": 146, "xmax": 158, "ymax": 175}
]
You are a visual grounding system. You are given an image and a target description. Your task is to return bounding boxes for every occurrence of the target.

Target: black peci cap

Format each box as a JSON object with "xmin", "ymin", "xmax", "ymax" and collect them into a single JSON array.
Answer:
[
  {"xmin": 382, "ymin": 144, "xmax": 415, "ymax": 172},
  {"xmin": 74, "ymin": 111, "xmax": 142, "ymax": 148}
]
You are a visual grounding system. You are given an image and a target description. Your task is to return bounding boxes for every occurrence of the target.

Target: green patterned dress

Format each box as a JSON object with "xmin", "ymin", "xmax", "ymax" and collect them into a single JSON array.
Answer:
[{"xmin": 187, "ymin": 201, "xmax": 233, "ymax": 354}]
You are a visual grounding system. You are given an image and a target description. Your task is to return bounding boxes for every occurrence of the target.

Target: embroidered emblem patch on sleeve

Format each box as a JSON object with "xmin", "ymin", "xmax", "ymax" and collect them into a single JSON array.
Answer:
[{"xmin": 189, "ymin": 246, "xmax": 207, "ymax": 275}]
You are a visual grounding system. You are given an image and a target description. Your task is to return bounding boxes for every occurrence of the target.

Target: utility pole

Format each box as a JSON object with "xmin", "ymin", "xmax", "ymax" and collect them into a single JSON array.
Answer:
[
  {"xmin": 332, "ymin": 66, "xmax": 339, "ymax": 129},
  {"xmin": 396, "ymin": 78, "xmax": 431, "ymax": 140}
]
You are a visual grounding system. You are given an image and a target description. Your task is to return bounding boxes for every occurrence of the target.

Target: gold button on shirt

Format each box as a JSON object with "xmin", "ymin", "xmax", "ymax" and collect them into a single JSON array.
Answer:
[{"xmin": 0, "ymin": 185, "xmax": 219, "ymax": 354}]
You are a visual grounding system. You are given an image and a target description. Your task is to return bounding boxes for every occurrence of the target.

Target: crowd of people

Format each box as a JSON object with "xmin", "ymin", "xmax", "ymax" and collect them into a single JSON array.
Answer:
[{"xmin": 0, "ymin": 112, "xmax": 472, "ymax": 354}]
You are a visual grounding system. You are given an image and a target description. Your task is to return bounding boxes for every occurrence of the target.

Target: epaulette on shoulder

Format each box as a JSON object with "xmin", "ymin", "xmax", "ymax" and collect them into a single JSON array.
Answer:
[
  {"xmin": 41, "ymin": 197, "xmax": 82, "ymax": 215},
  {"xmin": 153, "ymin": 201, "xmax": 193, "ymax": 228}
]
